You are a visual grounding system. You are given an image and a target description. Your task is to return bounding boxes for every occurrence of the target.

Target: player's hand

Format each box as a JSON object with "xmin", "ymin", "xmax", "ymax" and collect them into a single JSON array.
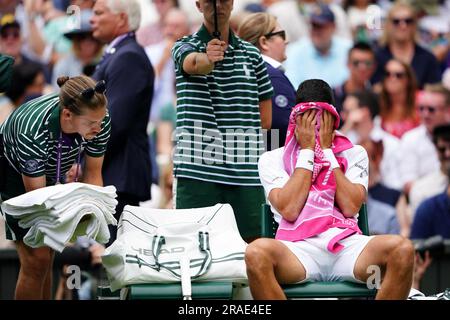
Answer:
[
  {"xmin": 319, "ymin": 111, "xmax": 335, "ymax": 149},
  {"xmin": 295, "ymin": 110, "xmax": 316, "ymax": 150}
]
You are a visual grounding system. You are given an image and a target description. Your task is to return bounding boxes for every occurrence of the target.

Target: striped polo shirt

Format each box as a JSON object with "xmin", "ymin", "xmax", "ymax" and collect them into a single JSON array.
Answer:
[
  {"xmin": 172, "ymin": 25, "xmax": 274, "ymax": 186},
  {"xmin": 0, "ymin": 93, "xmax": 111, "ymax": 185}
]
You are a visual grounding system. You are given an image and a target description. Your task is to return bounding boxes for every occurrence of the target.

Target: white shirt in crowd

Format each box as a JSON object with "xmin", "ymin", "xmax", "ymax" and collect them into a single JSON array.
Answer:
[
  {"xmin": 398, "ymin": 125, "xmax": 440, "ymax": 187},
  {"xmin": 409, "ymin": 170, "xmax": 448, "ymax": 218}
]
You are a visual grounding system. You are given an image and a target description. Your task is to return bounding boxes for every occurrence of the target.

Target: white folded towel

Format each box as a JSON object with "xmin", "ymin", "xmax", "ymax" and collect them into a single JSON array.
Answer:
[{"xmin": 1, "ymin": 183, "xmax": 118, "ymax": 252}]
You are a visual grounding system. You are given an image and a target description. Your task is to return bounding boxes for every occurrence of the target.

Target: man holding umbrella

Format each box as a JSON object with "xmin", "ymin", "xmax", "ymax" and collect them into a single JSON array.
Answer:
[{"xmin": 171, "ymin": 0, "xmax": 273, "ymax": 241}]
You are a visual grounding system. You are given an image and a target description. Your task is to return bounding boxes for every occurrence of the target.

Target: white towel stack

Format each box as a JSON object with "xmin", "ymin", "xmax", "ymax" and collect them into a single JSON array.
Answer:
[{"xmin": 1, "ymin": 183, "xmax": 118, "ymax": 252}]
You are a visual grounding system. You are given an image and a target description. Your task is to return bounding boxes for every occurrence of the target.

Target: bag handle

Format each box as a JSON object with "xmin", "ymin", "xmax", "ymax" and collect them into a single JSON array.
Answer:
[
  {"xmin": 151, "ymin": 231, "xmax": 212, "ymax": 279},
  {"xmin": 151, "ymin": 234, "xmax": 166, "ymax": 271},
  {"xmin": 180, "ymin": 256, "xmax": 192, "ymax": 300}
]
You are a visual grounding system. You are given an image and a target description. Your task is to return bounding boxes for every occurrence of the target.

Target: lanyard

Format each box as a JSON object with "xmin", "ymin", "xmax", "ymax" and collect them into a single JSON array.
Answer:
[{"xmin": 55, "ymin": 132, "xmax": 82, "ymax": 184}]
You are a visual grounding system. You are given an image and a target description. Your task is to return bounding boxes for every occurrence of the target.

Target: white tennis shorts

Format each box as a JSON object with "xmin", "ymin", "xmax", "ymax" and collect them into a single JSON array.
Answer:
[{"xmin": 281, "ymin": 227, "xmax": 374, "ymax": 283}]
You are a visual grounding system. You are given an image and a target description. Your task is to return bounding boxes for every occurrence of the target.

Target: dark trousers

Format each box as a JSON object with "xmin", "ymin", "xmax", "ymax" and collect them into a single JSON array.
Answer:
[{"xmin": 106, "ymin": 192, "xmax": 140, "ymax": 247}]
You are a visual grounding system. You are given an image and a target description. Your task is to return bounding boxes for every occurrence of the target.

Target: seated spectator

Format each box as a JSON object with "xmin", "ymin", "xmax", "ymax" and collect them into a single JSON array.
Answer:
[
  {"xmin": 409, "ymin": 168, "xmax": 448, "ymax": 219},
  {"xmin": 343, "ymin": 0, "xmax": 381, "ymax": 44},
  {"xmin": 249, "ymin": 79, "xmax": 414, "ymax": 300},
  {"xmin": 1, "ymin": 62, "xmax": 45, "ymax": 124},
  {"xmin": 371, "ymin": 1, "xmax": 441, "ymax": 88},
  {"xmin": 52, "ymin": 9, "xmax": 103, "ymax": 91},
  {"xmin": 137, "ymin": 0, "xmax": 179, "ymax": 47},
  {"xmin": 0, "ymin": 14, "xmax": 45, "ymax": 68},
  {"xmin": 333, "ymin": 41, "xmax": 376, "ymax": 114},
  {"xmin": 285, "ymin": 3, "xmax": 352, "ymax": 89},
  {"xmin": 410, "ymin": 124, "xmax": 450, "ymax": 239},
  {"xmin": 267, "ymin": 0, "xmax": 351, "ymax": 44},
  {"xmin": 366, "ymin": 196, "xmax": 400, "ymax": 235},
  {"xmin": 418, "ymin": 14, "xmax": 450, "ymax": 70},
  {"xmin": 378, "ymin": 58, "xmax": 420, "ymax": 139},
  {"xmin": 145, "ymin": 8, "xmax": 190, "ymax": 124},
  {"xmin": 399, "ymin": 84, "xmax": 450, "ymax": 195},
  {"xmin": 340, "ymin": 90, "xmax": 379, "ymax": 144},
  {"xmin": 7, "ymin": 62, "xmax": 45, "ymax": 104},
  {"xmin": 238, "ymin": 12, "xmax": 296, "ymax": 150},
  {"xmin": 370, "ymin": 58, "xmax": 419, "ymax": 190}
]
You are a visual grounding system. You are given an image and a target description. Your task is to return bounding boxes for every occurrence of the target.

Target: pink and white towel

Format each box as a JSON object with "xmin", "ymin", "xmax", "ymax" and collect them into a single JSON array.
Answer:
[{"xmin": 276, "ymin": 102, "xmax": 362, "ymax": 253}]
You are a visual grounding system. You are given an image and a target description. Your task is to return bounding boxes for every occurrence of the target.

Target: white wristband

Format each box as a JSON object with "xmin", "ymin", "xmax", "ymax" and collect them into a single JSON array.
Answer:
[
  {"xmin": 295, "ymin": 149, "xmax": 314, "ymax": 172},
  {"xmin": 322, "ymin": 149, "xmax": 340, "ymax": 169}
]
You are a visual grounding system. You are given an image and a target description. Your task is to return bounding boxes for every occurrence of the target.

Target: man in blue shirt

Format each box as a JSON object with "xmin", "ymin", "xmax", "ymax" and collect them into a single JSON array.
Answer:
[
  {"xmin": 411, "ymin": 124, "xmax": 450, "ymax": 239},
  {"xmin": 285, "ymin": 3, "xmax": 352, "ymax": 90}
]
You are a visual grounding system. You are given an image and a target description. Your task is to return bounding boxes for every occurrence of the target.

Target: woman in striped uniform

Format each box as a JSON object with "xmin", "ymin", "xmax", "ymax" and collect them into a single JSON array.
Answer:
[{"xmin": 0, "ymin": 75, "xmax": 111, "ymax": 299}]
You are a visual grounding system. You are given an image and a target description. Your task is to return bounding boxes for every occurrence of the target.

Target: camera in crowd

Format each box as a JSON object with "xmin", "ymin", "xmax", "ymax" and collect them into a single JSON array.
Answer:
[{"xmin": 414, "ymin": 235, "xmax": 445, "ymax": 259}]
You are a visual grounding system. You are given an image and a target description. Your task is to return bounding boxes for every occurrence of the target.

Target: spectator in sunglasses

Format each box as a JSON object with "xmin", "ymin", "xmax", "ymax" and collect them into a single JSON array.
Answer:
[
  {"xmin": 0, "ymin": 14, "xmax": 48, "ymax": 111},
  {"xmin": 371, "ymin": 1, "xmax": 441, "ymax": 89},
  {"xmin": 401, "ymin": 84, "xmax": 450, "ymax": 217},
  {"xmin": 379, "ymin": 58, "xmax": 420, "ymax": 139},
  {"xmin": 0, "ymin": 75, "xmax": 111, "ymax": 299},
  {"xmin": 238, "ymin": 12, "xmax": 296, "ymax": 150},
  {"xmin": 0, "ymin": 14, "xmax": 44, "ymax": 69},
  {"xmin": 333, "ymin": 41, "xmax": 376, "ymax": 115},
  {"xmin": 0, "ymin": 14, "xmax": 21, "ymax": 60}
]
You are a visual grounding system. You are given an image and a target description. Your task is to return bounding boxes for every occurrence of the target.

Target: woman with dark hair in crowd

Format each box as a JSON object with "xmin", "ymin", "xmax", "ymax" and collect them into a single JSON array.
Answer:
[
  {"xmin": 6, "ymin": 63, "xmax": 45, "ymax": 105},
  {"xmin": 379, "ymin": 58, "xmax": 419, "ymax": 139},
  {"xmin": 0, "ymin": 63, "xmax": 46, "ymax": 124}
]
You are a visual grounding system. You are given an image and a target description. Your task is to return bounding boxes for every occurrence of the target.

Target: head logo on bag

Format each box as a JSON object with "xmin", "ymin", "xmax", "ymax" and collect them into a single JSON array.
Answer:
[{"xmin": 160, "ymin": 247, "xmax": 185, "ymax": 254}]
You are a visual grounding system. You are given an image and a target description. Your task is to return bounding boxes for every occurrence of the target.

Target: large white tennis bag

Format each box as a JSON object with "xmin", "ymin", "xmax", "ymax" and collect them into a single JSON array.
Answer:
[{"xmin": 102, "ymin": 203, "xmax": 248, "ymax": 293}]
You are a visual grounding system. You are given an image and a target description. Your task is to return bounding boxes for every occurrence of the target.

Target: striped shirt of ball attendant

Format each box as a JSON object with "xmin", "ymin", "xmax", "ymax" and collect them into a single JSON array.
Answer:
[
  {"xmin": 0, "ymin": 94, "xmax": 111, "ymax": 185},
  {"xmin": 172, "ymin": 25, "xmax": 274, "ymax": 186}
]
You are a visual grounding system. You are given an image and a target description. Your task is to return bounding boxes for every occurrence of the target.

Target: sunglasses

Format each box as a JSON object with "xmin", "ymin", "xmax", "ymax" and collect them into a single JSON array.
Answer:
[
  {"xmin": 418, "ymin": 105, "xmax": 442, "ymax": 114},
  {"xmin": 436, "ymin": 145, "xmax": 450, "ymax": 155},
  {"xmin": 351, "ymin": 60, "xmax": 374, "ymax": 68},
  {"xmin": 73, "ymin": 33, "xmax": 95, "ymax": 41},
  {"xmin": 311, "ymin": 22, "xmax": 328, "ymax": 30},
  {"xmin": 81, "ymin": 80, "xmax": 107, "ymax": 100},
  {"xmin": 391, "ymin": 17, "xmax": 414, "ymax": 26},
  {"xmin": 0, "ymin": 30, "xmax": 20, "ymax": 40},
  {"xmin": 264, "ymin": 30, "xmax": 286, "ymax": 41},
  {"xmin": 384, "ymin": 70, "xmax": 406, "ymax": 79}
]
